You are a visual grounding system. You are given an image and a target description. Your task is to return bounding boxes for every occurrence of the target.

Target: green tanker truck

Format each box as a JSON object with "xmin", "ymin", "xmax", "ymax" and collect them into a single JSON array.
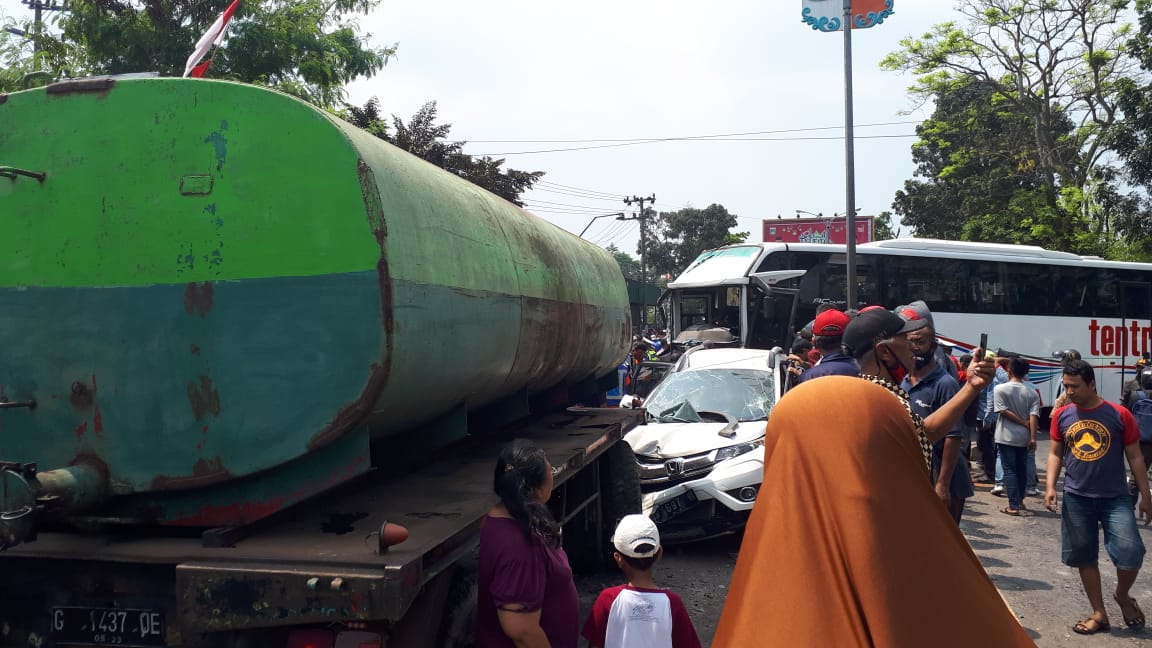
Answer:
[{"xmin": 0, "ymin": 77, "xmax": 641, "ymax": 647}]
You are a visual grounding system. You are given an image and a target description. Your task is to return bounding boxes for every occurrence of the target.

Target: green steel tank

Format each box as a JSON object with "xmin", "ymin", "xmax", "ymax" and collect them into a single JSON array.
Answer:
[{"xmin": 0, "ymin": 78, "xmax": 630, "ymax": 530}]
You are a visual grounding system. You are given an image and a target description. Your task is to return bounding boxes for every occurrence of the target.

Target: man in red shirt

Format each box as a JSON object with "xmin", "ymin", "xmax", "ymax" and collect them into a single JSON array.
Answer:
[{"xmin": 1046, "ymin": 359, "xmax": 1152, "ymax": 635}]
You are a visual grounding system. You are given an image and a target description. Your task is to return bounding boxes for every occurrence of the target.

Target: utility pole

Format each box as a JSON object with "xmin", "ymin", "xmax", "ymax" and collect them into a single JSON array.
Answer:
[
  {"xmin": 21, "ymin": 1, "xmax": 68, "ymax": 72},
  {"xmin": 841, "ymin": 0, "xmax": 858, "ymax": 308},
  {"xmin": 621, "ymin": 194, "xmax": 656, "ymax": 331}
]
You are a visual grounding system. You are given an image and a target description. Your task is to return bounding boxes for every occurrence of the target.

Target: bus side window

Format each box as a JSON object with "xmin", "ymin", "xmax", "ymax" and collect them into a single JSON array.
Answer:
[
  {"xmin": 1051, "ymin": 266, "xmax": 1084, "ymax": 315},
  {"xmin": 1003, "ymin": 262, "xmax": 1051, "ymax": 316},
  {"xmin": 971, "ymin": 261, "xmax": 1007, "ymax": 314}
]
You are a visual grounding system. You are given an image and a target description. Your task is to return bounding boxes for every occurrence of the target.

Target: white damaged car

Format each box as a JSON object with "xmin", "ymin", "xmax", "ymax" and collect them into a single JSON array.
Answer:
[{"xmin": 622, "ymin": 347, "xmax": 784, "ymax": 543}]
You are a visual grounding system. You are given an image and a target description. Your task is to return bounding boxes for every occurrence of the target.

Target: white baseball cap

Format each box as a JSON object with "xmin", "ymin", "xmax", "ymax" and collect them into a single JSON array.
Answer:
[{"xmin": 612, "ymin": 514, "xmax": 661, "ymax": 558}]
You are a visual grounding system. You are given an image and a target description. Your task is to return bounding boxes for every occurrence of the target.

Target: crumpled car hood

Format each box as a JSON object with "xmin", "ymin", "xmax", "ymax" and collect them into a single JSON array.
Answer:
[{"xmin": 624, "ymin": 421, "xmax": 766, "ymax": 458}]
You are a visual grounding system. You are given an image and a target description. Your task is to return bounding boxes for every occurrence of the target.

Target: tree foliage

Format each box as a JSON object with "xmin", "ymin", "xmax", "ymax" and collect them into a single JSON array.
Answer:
[
  {"xmin": 344, "ymin": 99, "xmax": 544, "ymax": 205},
  {"xmin": 0, "ymin": 15, "xmax": 34, "ymax": 92},
  {"xmin": 891, "ymin": 79, "xmax": 1098, "ymax": 251},
  {"xmin": 35, "ymin": 0, "xmax": 393, "ymax": 109},
  {"xmin": 644, "ymin": 204, "xmax": 748, "ymax": 279},
  {"xmin": 882, "ymin": 0, "xmax": 1136, "ymax": 250},
  {"xmin": 604, "ymin": 244, "xmax": 642, "ymax": 281},
  {"xmin": 1, "ymin": 10, "xmax": 89, "ymax": 92},
  {"xmin": 872, "ymin": 211, "xmax": 897, "ymax": 241},
  {"xmin": 1108, "ymin": 0, "xmax": 1152, "ymax": 259}
]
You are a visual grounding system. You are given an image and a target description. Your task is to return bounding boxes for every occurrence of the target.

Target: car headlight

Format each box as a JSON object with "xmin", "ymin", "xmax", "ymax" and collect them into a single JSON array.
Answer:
[{"xmin": 712, "ymin": 438, "xmax": 765, "ymax": 463}]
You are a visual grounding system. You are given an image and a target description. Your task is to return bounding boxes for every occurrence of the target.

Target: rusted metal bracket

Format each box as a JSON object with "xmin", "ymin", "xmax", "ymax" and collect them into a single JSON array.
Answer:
[
  {"xmin": 0, "ymin": 506, "xmax": 38, "ymax": 550},
  {"xmin": 0, "ymin": 167, "xmax": 46, "ymax": 183},
  {"xmin": 0, "ymin": 462, "xmax": 40, "ymax": 550}
]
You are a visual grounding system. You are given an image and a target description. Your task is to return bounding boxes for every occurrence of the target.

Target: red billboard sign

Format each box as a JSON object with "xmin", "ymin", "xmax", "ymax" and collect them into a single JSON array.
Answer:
[{"xmin": 762, "ymin": 216, "xmax": 873, "ymax": 245}]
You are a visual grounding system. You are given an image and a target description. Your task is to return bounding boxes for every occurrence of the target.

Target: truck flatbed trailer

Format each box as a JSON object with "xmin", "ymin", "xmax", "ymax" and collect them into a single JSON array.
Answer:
[{"xmin": 0, "ymin": 407, "xmax": 642, "ymax": 648}]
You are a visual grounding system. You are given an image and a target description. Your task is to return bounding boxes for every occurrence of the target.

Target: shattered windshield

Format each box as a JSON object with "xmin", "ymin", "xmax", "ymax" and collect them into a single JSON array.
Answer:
[{"xmin": 644, "ymin": 369, "xmax": 775, "ymax": 422}]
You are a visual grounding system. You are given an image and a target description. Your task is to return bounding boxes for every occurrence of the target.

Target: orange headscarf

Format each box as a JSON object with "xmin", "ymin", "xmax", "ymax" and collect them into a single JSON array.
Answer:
[{"xmin": 713, "ymin": 376, "xmax": 1035, "ymax": 648}]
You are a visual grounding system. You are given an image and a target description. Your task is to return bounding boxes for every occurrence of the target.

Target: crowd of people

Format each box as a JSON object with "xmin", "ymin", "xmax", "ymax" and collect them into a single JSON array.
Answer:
[
  {"xmin": 787, "ymin": 301, "xmax": 1152, "ymax": 637},
  {"xmin": 473, "ymin": 300, "xmax": 1152, "ymax": 646}
]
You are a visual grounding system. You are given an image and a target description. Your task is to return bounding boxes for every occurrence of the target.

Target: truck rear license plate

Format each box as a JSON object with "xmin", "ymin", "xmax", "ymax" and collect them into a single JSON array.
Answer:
[
  {"xmin": 51, "ymin": 607, "xmax": 165, "ymax": 647},
  {"xmin": 653, "ymin": 490, "xmax": 698, "ymax": 523}
]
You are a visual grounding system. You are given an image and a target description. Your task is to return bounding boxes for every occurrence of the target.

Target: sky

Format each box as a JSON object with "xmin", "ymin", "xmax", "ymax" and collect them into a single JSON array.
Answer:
[
  {"xmin": 8, "ymin": 0, "xmax": 961, "ymax": 256},
  {"xmin": 341, "ymin": 0, "xmax": 960, "ymax": 255}
]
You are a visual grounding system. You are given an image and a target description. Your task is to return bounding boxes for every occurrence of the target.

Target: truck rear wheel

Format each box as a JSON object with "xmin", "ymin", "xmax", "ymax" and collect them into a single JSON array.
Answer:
[
  {"xmin": 600, "ymin": 440, "xmax": 642, "ymax": 536},
  {"xmin": 436, "ymin": 558, "xmax": 478, "ymax": 648}
]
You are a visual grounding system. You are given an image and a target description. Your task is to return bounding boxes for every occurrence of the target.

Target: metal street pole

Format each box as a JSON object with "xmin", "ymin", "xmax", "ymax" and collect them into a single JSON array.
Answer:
[
  {"xmin": 578, "ymin": 212, "xmax": 625, "ymax": 239},
  {"xmin": 842, "ymin": 0, "xmax": 858, "ymax": 308}
]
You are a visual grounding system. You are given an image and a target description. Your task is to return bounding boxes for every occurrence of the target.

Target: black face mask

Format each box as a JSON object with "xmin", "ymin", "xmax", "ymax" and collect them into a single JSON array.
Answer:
[{"xmin": 913, "ymin": 344, "xmax": 936, "ymax": 370}]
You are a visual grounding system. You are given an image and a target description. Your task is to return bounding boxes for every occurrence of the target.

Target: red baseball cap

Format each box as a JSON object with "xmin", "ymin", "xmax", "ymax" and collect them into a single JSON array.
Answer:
[{"xmin": 813, "ymin": 309, "xmax": 851, "ymax": 337}]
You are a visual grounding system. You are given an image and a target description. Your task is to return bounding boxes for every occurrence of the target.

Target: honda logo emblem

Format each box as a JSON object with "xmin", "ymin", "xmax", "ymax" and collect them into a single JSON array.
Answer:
[{"xmin": 665, "ymin": 458, "xmax": 684, "ymax": 476}]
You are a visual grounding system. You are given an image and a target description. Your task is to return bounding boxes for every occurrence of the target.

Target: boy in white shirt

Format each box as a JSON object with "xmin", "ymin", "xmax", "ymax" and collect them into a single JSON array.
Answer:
[{"xmin": 581, "ymin": 515, "xmax": 701, "ymax": 648}]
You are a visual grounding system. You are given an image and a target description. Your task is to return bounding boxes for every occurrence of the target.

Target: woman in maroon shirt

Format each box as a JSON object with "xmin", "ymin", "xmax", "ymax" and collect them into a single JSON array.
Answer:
[{"xmin": 477, "ymin": 439, "xmax": 579, "ymax": 648}]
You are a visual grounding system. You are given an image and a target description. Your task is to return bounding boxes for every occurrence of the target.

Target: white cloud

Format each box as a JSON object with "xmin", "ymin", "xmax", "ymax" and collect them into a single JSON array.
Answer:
[{"xmin": 347, "ymin": 0, "xmax": 954, "ymax": 252}]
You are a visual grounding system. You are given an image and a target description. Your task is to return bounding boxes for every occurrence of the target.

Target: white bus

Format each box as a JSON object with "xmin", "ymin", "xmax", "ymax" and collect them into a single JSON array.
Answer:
[{"xmin": 660, "ymin": 238, "xmax": 1152, "ymax": 413}]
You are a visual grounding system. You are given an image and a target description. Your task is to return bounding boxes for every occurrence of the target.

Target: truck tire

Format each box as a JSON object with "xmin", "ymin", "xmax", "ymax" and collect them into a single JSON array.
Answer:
[
  {"xmin": 436, "ymin": 558, "xmax": 478, "ymax": 648},
  {"xmin": 563, "ymin": 440, "xmax": 642, "ymax": 573},
  {"xmin": 599, "ymin": 441, "xmax": 642, "ymax": 544}
]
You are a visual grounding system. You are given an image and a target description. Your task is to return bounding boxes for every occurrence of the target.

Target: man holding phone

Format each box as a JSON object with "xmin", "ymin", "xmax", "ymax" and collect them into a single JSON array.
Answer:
[{"xmin": 899, "ymin": 303, "xmax": 972, "ymax": 524}]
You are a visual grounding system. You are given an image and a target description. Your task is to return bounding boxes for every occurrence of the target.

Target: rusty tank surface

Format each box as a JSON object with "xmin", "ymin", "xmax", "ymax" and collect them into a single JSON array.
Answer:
[{"xmin": 0, "ymin": 77, "xmax": 630, "ymax": 530}]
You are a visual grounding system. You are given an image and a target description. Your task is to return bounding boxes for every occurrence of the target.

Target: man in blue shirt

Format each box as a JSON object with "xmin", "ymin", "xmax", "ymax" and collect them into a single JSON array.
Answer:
[
  {"xmin": 899, "ymin": 304, "xmax": 974, "ymax": 524},
  {"xmin": 797, "ymin": 309, "xmax": 858, "ymax": 383}
]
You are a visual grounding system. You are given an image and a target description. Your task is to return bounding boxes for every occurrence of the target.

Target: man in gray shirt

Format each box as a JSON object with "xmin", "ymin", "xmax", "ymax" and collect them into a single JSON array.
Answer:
[{"xmin": 995, "ymin": 357, "xmax": 1040, "ymax": 515}]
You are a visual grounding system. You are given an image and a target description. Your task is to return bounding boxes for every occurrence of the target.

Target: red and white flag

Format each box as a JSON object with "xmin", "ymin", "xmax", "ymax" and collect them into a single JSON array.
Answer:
[{"xmin": 183, "ymin": 0, "xmax": 241, "ymax": 78}]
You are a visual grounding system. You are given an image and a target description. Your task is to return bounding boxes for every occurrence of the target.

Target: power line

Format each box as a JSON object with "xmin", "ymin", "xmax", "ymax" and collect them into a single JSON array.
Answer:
[
  {"xmin": 597, "ymin": 222, "xmax": 637, "ymax": 248},
  {"xmin": 470, "ymin": 133, "xmax": 917, "ymax": 156},
  {"xmin": 589, "ymin": 220, "xmax": 628, "ymax": 246},
  {"xmin": 524, "ymin": 198, "xmax": 626, "ymax": 210},
  {"xmin": 536, "ymin": 180, "xmax": 626, "ymax": 198},
  {"xmin": 522, "ymin": 202, "xmax": 622, "ymax": 215},
  {"xmin": 467, "ymin": 120, "xmax": 921, "ymax": 143},
  {"xmin": 533, "ymin": 186, "xmax": 626, "ymax": 202},
  {"xmin": 523, "ymin": 207, "xmax": 623, "ymax": 216}
]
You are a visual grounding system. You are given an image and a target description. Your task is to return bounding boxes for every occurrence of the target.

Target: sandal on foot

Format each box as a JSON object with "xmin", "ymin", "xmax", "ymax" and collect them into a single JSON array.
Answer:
[
  {"xmin": 1000, "ymin": 507, "xmax": 1020, "ymax": 516},
  {"xmin": 1114, "ymin": 595, "xmax": 1146, "ymax": 630},
  {"xmin": 1073, "ymin": 617, "xmax": 1110, "ymax": 635}
]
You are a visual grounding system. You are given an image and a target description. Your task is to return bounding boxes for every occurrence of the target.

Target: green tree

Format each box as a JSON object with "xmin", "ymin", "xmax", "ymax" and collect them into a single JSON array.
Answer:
[
  {"xmin": 644, "ymin": 204, "xmax": 748, "ymax": 278},
  {"xmin": 890, "ymin": 79, "xmax": 1093, "ymax": 250},
  {"xmin": 604, "ymin": 244, "xmax": 642, "ymax": 281},
  {"xmin": 0, "ymin": 14, "xmax": 34, "ymax": 92},
  {"xmin": 882, "ymin": 0, "xmax": 1135, "ymax": 246},
  {"xmin": 345, "ymin": 99, "xmax": 544, "ymax": 205},
  {"xmin": 872, "ymin": 211, "xmax": 897, "ymax": 241},
  {"xmin": 38, "ymin": 0, "xmax": 392, "ymax": 109},
  {"xmin": 1108, "ymin": 0, "xmax": 1152, "ymax": 260}
]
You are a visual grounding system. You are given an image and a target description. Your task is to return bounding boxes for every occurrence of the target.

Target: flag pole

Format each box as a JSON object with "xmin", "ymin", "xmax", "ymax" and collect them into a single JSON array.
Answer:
[{"xmin": 842, "ymin": 0, "xmax": 858, "ymax": 309}]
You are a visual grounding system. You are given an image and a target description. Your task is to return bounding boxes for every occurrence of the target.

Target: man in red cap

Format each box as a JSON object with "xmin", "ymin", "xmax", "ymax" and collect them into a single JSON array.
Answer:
[{"xmin": 797, "ymin": 308, "xmax": 858, "ymax": 383}]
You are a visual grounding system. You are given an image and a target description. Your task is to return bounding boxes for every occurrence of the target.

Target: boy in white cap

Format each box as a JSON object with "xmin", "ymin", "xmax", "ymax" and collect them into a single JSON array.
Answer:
[{"xmin": 581, "ymin": 514, "xmax": 701, "ymax": 648}]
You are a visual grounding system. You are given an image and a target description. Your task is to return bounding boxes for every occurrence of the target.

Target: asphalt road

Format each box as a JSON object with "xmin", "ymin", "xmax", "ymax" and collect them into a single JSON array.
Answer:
[{"xmin": 576, "ymin": 437, "xmax": 1152, "ymax": 647}]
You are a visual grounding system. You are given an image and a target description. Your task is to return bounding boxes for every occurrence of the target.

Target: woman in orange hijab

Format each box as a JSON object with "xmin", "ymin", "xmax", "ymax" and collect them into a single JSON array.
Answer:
[{"xmin": 713, "ymin": 376, "xmax": 1036, "ymax": 648}]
